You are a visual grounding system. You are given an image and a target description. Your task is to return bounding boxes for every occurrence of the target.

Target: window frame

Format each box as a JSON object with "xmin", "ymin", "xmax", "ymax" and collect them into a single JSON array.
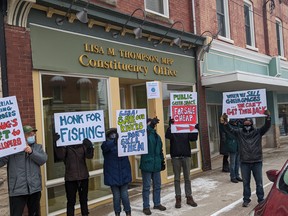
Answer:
[
  {"xmin": 144, "ymin": 0, "xmax": 169, "ymax": 18},
  {"xmin": 216, "ymin": 0, "xmax": 231, "ymax": 40},
  {"xmin": 276, "ymin": 18, "xmax": 284, "ymax": 57},
  {"xmin": 244, "ymin": 0, "xmax": 256, "ymax": 48}
]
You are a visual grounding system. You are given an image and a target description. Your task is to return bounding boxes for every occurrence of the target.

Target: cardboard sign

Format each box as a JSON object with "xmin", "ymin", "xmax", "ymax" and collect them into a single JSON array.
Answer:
[
  {"xmin": 54, "ymin": 110, "xmax": 105, "ymax": 146},
  {"xmin": 170, "ymin": 92, "xmax": 198, "ymax": 133},
  {"xmin": 222, "ymin": 89, "xmax": 267, "ymax": 119},
  {"xmin": 146, "ymin": 81, "xmax": 160, "ymax": 99},
  {"xmin": 0, "ymin": 96, "xmax": 26, "ymax": 158},
  {"xmin": 117, "ymin": 109, "xmax": 148, "ymax": 157}
]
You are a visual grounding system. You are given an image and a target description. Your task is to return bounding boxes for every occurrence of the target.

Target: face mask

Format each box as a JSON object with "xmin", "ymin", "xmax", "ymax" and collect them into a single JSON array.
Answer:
[
  {"xmin": 244, "ymin": 126, "xmax": 252, "ymax": 131},
  {"xmin": 27, "ymin": 135, "xmax": 35, "ymax": 144}
]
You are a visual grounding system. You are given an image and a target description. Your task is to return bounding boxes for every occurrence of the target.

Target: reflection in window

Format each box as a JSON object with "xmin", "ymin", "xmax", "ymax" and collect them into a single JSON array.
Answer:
[
  {"xmin": 279, "ymin": 166, "xmax": 288, "ymax": 194},
  {"xmin": 42, "ymin": 74, "xmax": 109, "ymax": 214},
  {"xmin": 216, "ymin": 0, "xmax": 230, "ymax": 39},
  {"xmin": 145, "ymin": 0, "xmax": 169, "ymax": 17},
  {"xmin": 244, "ymin": 0, "xmax": 255, "ymax": 47}
]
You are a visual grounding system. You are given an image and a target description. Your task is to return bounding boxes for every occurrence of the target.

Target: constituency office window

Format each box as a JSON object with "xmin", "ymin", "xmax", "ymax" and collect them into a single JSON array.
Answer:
[
  {"xmin": 276, "ymin": 18, "xmax": 284, "ymax": 57},
  {"xmin": 145, "ymin": 0, "xmax": 169, "ymax": 17},
  {"xmin": 216, "ymin": 0, "xmax": 230, "ymax": 39},
  {"xmin": 244, "ymin": 0, "xmax": 255, "ymax": 47}
]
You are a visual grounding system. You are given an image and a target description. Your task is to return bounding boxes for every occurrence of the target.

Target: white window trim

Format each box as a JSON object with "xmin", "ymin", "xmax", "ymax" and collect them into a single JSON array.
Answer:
[
  {"xmin": 276, "ymin": 18, "xmax": 285, "ymax": 57},
  {"xmin": 244, "ymin": 0, "xmax": 256, "ymax": 48},
  {"xmin": 219, "ymin": 0, "xmax": 231, "ymax": 39},
  {"xmin": 144, "ymin": 0, "xmax": 170, "ymax": 18}
]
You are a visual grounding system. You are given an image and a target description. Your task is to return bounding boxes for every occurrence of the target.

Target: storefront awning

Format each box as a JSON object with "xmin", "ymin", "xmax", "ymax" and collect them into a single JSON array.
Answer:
[{"xmin": 201, "ymin": 71, "xmax": 288, "ymax": 93}]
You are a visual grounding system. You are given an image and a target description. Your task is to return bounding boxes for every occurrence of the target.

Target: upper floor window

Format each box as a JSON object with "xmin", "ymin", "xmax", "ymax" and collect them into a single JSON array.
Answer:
[
  {"xmin": 276, "ymin": 18, "xmax": 284, "ymax": 57},
  {"xmin": 216, "ymin": 0, "xmax": 230, "ymax": 39},
  {"xmin": 145, "ymin": 0, "xmax": 169, "ymax": 18},
  {"xmin": 244, "ymin": 0, "xmax": 255, "ymax": 47}
]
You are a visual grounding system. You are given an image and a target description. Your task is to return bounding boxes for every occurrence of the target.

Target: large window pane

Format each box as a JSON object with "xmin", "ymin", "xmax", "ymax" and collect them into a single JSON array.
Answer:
[{"xmin": 42, "ymin": 74, "xmax": 109, "ymax": 213}]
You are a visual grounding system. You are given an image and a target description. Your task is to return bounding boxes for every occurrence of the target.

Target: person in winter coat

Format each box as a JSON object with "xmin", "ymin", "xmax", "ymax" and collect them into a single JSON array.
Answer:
[
  {"xmin": 219, "ymin": 119, "xmax": 230, "ymax": 173},
  {"xmin": 101, "ymin": 128, "xmax": 132, "ymax": 216},
  {"xmin": 220, "ymin": 119, "xmax": 242, "ymax": 183},
  {"xmin": 165, "ymin": 118, "xmax": 198, "ymax": 209},
  {"xmin": 0, "ymin": 125, "xmax": 47, "ymax": 216},
  {"xmin": 221, "ymin": 110, "xmax": 271, "ymax": 208},
  {"xmin": 140, "ymin": 117, "xmax": 166, "ymax": 215},
  {"xmin": 54, "ymin": 133, "xmax": 94, "ymax": 216}
]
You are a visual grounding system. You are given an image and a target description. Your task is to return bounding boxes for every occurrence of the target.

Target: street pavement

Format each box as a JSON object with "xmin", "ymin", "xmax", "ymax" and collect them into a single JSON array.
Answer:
[{"xmin": 87, "ymin": 143, "xmax": 288, "ymax": 216}]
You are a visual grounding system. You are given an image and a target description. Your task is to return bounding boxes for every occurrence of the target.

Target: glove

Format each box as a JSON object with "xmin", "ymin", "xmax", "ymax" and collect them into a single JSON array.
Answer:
[
  {"xmin": 195, "ymin": 123, "xmax": 199, "ymax": 130},
  {"xmin": 169, "ymin": 117, "xmax": 175, "ymax": 126},
  {"xmin": 150, "ymin": 117, "xmax": 160, "ymax": 128},
  {"xmin": 264, "ymin": 110, "xmax": 270, "ymax": 116},
  {"xmin": 161, "ymin": 160, "xmax": 166, "ymax": 171},
  {"xmin": 220, "ymin": 113, "xmax": 228, "ymax": 124},
  {"xmin": 53, "ymin": 133, "xmax": 60, "ymax": 142},
  {"xmin": 83, "ymin": 138, "xmax": 93, "ymax": 149}
]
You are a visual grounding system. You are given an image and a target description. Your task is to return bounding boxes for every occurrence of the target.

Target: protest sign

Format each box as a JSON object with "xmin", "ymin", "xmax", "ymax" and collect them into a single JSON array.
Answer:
[
  {"xmin": 0, "ymin": 96, "xmax": 26, "ymax": 158},
  {"xmin": 146, "ymin": 81, "xmax": 160, "ymax": 99},
  {"xmin": 222, "ymin": 89, "xmax": 267, "ymax": 119},
  {"xmin": 170, "ymin": 92, "xmax": 198, "ymax": 133},
  {"xmin": 117, "ymin": 109, "xmax": 147, "ymax": 157},
  {"xmin": 54, "ymin": 110, "xmax": 105, "ymax": 146}
]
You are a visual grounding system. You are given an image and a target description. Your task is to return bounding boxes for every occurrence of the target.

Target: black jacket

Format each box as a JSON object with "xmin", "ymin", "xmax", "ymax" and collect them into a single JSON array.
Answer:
[
  {"xmin": 165, "ymin": 127, "xmax": 198, "ymax": 158},
  {"xmin": 224, "ymin": 117, "xmax": 271, "ymax": 163}
]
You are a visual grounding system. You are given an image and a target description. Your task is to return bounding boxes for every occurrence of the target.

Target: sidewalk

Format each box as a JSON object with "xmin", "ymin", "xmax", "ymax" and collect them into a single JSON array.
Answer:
[{"xmin": 87, "ymin": 143, "xmax": 288, "ymax": 216}]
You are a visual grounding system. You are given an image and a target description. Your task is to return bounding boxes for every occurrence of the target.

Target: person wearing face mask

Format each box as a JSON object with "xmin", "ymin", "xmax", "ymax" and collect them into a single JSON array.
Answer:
[
  {"xmin": 220, "ymin": 110, "xmax": 271, "ymax": 208},
  {"xmin": 0, "ymin": 125, "xmax": 47, "ymax": 216},
  {"xmin": 140, "ymin": 117, "xmax": 166, "ymax": 215}
]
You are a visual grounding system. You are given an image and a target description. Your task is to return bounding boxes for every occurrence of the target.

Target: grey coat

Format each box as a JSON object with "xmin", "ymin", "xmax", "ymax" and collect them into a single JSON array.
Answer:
[{"xmin": 0, "ymin": 143, "xmax": 47, "ymax": 197}]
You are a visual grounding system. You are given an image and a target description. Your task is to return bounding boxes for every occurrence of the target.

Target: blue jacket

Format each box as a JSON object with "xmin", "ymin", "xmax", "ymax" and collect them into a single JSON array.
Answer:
[{"xmin": 101, "ymin": 139, "xmax": 132, "ymax": 186}]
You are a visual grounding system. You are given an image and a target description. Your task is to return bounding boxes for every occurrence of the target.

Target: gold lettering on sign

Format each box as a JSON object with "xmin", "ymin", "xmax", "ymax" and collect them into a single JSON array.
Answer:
[{"xmin": 84, "ymin": 43, "xmax": 105, "ymax": 55}]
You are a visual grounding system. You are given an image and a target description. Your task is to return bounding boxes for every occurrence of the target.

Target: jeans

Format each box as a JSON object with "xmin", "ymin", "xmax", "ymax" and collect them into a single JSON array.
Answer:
[
  {"xmin": 229, "ymin": 152, "xmax": 240, "ymax": 180},
  {"xmin": 142, "ymin": 170, "xmax": 161, "ymax": 209},
  {"xmin": 241, "ymin": 162, "xmax": 264, "ymax": 203},
  {"xmin": 172, "ymin": 157, "xmax": 192, "ymax": 196},
  {"xmin": 9, "ymin": 191, "xmax": 41, "ymax": 216},
  {"xmin": 65, "ymin": 179, "xmax": 89, "ymax": 216},
  {"xmin": 110, "ymin": 184, "xmax": 131, "ymax": 214}
]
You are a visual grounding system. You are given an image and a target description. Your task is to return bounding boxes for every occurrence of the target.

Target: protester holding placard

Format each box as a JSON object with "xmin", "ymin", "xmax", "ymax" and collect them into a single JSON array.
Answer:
[
  {"xmin": 140, "ymin": 117, "xmax": 166, "ymax": 215},
  {"xmin": 0, "ymin": 125, "xmax": 47, "ymax": 216},
  {"xmin": 221, "ymin": 110, "xmax": 271, "ymax": 208},
  {"xmin": 53, "ymin": 133, "xmax": 94, "ymax": 216},
  {"xmin": 165, "ymin": 117, "xmax": 199, "ymax": 209},
  {"xmin": 101, "ymin": 128, "xmax": 132, "ymax": 216}
]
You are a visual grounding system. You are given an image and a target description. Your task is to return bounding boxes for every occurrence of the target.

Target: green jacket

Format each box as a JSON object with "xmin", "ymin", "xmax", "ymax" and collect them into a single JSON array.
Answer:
[{"xmin": 140, "ymin": 125, "xmax": 164, "ymax": 172}]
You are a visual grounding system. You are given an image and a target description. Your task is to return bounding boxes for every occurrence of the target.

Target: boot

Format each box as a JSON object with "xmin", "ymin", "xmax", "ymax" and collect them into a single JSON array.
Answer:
[
  {"xmin": 115, "ymin": 212, "xmax": 120, "ymax": 216},
  {"xmin": 175, "ymin": 195, "xmax": 181, "ymax": 208},
  {"xmin": 186, "ymin": 195, "xmax": 197, "ymax": 207},
  {"xmin": 126, "ymin": 210, "xmax": 131, "ymax": 216}
]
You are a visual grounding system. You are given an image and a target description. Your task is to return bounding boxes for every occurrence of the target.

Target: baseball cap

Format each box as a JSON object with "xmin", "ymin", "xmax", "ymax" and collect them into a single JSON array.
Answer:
[{"xmin": 23, "ymin": 125, "xmax": 38, "ymax": 133}]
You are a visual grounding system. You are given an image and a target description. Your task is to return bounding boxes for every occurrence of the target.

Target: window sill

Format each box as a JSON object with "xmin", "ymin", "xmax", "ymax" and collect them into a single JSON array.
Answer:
[
  {"xmin": 217, "ymin": 36, "xmax": 234, "ymax": 44},
  {"xmin": 97, "ymin": 0, "xmax": 117, "ymax": 6},
  {"xmin": 246, "ymin": 45, "xmax": 259, "ymax": 52}
]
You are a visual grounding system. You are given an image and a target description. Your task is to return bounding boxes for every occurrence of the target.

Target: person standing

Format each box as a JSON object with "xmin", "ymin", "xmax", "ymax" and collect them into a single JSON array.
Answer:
[
  {"xmin": 221, "ymin": 110, "xmax": 271, "ymax": 207},
  {"xmin": 101, "ymin": 128, "xmax": 132, "ymax": 216},
  {"xmin": 165, "ymin": 118, "xmax": 198, "ymax": 208},
  {"xmin": 54, "ymin": 134, "xmax": 94, "ymax": 216},
  {"xmin": 140, "ymin": 117, "xmax": 166, "ymax": 215},
  {"xmin": 0, "ymin": 125, "xmax": 47, "ymax": 216},
  {"xmin": 219, "ymin": 119, "xmax": 230, "ymax": 173}
]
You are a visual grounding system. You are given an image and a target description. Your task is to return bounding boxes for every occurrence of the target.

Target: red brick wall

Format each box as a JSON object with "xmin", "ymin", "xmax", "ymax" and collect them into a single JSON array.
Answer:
[{"xmin": 5, "ymin": 25, "xmax": 35, "ymax": 127}]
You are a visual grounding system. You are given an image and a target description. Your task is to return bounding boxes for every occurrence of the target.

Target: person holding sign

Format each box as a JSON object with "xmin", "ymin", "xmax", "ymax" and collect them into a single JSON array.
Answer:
[
  {"xmin": 140, "ymin": 117, "xmax": 166, "ymax": 215},
  {"xmin": 165, "ymin": 118, "xmax": 198, "ymax": 209},
  {"xmin": 101, "ymin": 128, "xmax": 132, "ymax": 216},
  {"xmin": 53, "ymin": 133, "xmax": 94, "ymax": 216},
  {"xmin": 0, "ymin": 125, "xmax": 47, "ymax": 216},
  {"xmin": 220, "ymin": 110, "xmax": 271, "ymax": 208}
]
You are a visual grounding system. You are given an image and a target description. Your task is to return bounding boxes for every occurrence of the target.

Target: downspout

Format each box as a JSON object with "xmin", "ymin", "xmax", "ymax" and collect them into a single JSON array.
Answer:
[
  {"xmin": 0, "ymin": 0, "xmax": 8, "ymax": 97},
  {"xmin": 192, "ymin": 0, "xmax": 197, "ymax": 34}
]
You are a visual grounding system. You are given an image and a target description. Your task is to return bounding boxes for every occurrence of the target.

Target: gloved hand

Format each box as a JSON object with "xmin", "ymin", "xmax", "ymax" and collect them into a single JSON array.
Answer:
[
  {"xmin": 161, "ymin": 160, "xmax": 166, "ymax": 171},
  {"xmin": 168, "ymin": 117, "xmax": 174, "ymax": 126},
  {"xmin": 150, "ymin": 117, "xmax": 160, "ymax": 128},
  {"xmin": 220, "ymin": 113, "xmax": 228, "ymax": 124},
  {"xmin": 195, "ymin": 123, "xmax": 199, "ymax": 130},
  {"xmin": 264, "ymin": 110, "xmax": 271, "ymax": 116},
  {"xmin": 83, "ymin": 138, "xmax": 93, "ymax": 149},
  {"xmin": 53, "ymin": 133, "xmax": 60, "ymax": 142}
]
